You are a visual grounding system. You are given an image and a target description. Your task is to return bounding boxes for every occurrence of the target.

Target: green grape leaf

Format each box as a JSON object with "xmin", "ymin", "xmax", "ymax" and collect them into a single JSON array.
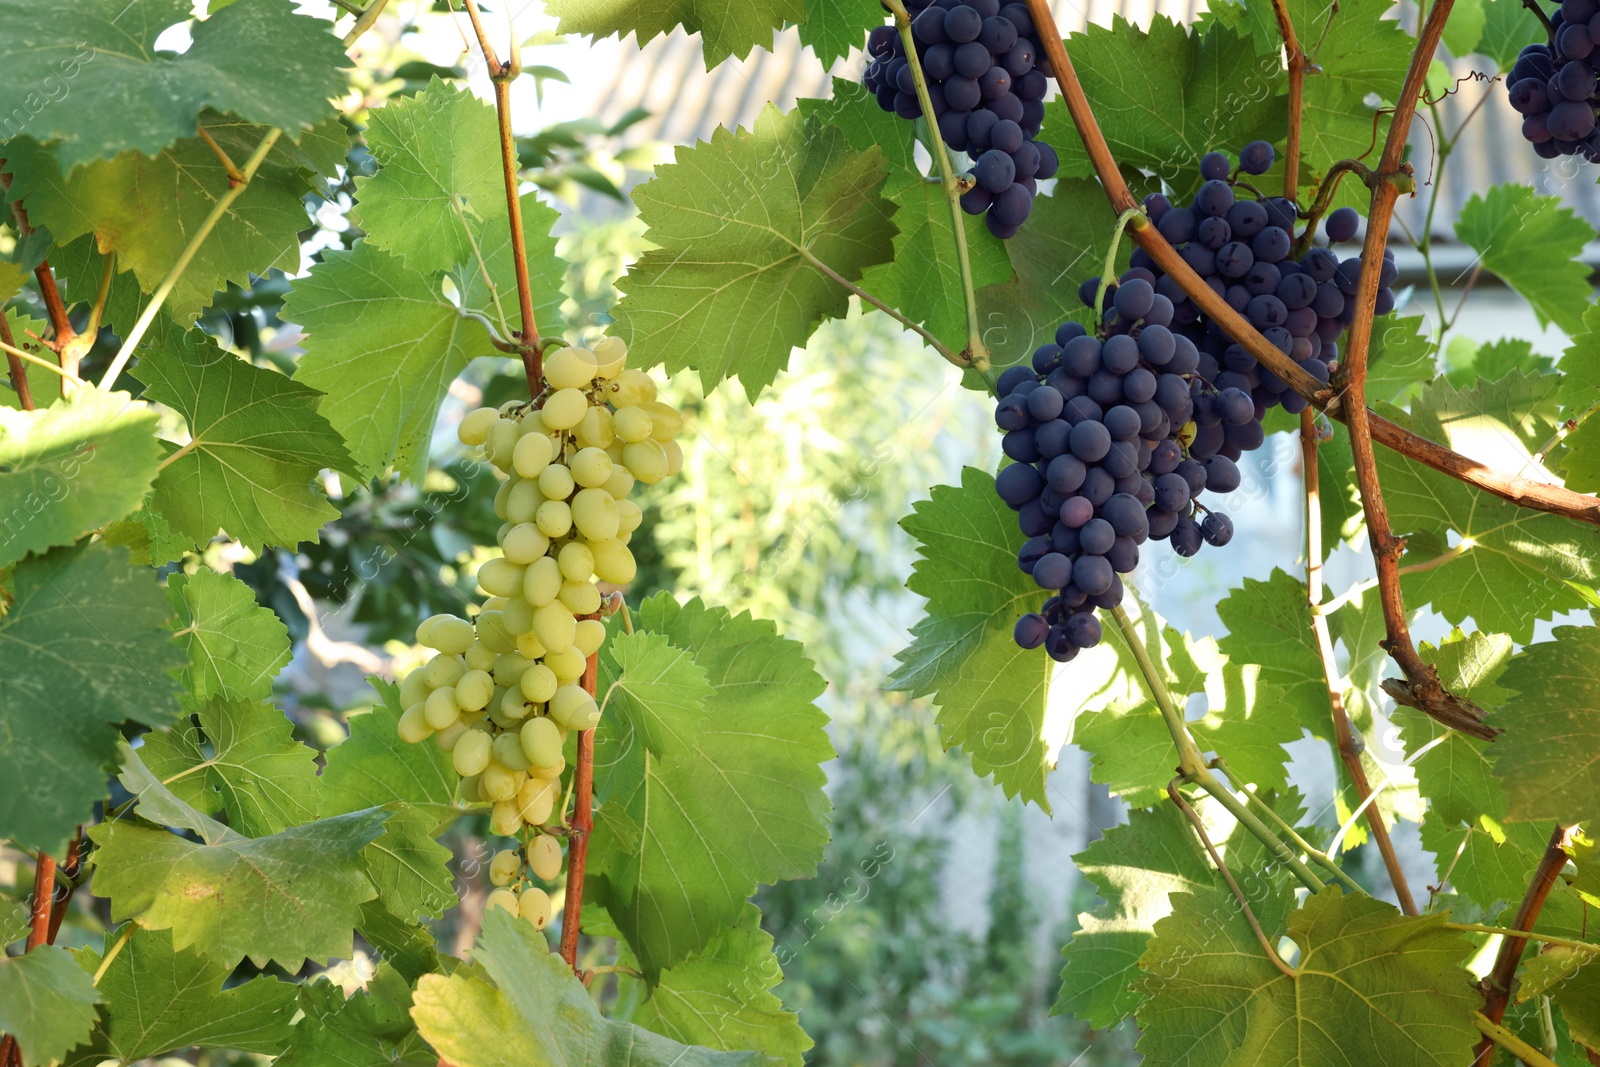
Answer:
[
  {"xmin": 1456, "ymin": 184, "xmax": 1595, "ymax": 335},
  {"xmin": 590, "ymin": 601, "xmax": 833, "ymax": 977},
  {"xmin": 1555, "ymin": 306, "xmax": 1600, "ymax": 491},
  {"xmin": 1374, "ymin": 373, "xmax": 1599, "ymax": 642},
  {"xmin": 287, "ymin": 241, "xmax": 496, "ymax": 482},
  {"xmin": 1394, "ymin": 630, "xmax": 1516, "ymax": 825},
  {"xmin": 412, "ymin": 909, "xmax": 777, "ymax": 1067},
  {"xmin": 166, "ymin": 568, "xmax": 292, "ymax": 702},
  {"xmin": 449, "ymin": 194, "xmax": 567, "ymax": 343},
  {"xmin": 970, "ymin": 179, "xmax": 1126, "ymax": 370},
  {"xmin": 1071, "ymin": 702, "xmax": 1178, "ymax": 809},
  {"xmin": 357, "ymin": 900, "xmax": 443, "ymax": 985},
  {"xmin": 1517, "ymin": 946, "xmax": 1600, "ymax": 1051},
  {"xmin": 1442, "ymin": 0, "xmax": 1488, "ymax": 62},
  {"xmin": 0, "ymin": 543, "xmax": 183, "ymax": 854},
  {"xmin": 0, "ymin": 309, "xmax": 56, "ymax": 411},
  {"xmin": 1136, "ymin": 887, "xmax": 1480, "ymax": 1065},
  {"xmin": 0, "ymin": 388, "xmax": 162, "ymax": 567},
  {"xmin": 887, "ymin": 468, "xmax": 1057, "ymax": 807},
  {"xmin": 1368, "ymin": 314, "xmax": 1438, "ymax": 406},
  {"xmin": 611, "ymin": 104, "xmax": 896, "ymax": 399},
  {"xmin": 798, "ymin": 0, "xmax": 880, "ymax": 66},
  {"xmin": 0, "ymin": 946, "xmax": 103, "ymax": 1067},
  {"xmin": 1444, "ymin": 336, "xmax": 1553, "ymax": 389},
  {"xmin": 807, "ymin": 79, "xmax": 1013, "ymax": 358},
  {"xmin": 0, "ymin": 893, "xmax": 28, "ymax": 947},
  {"xmin": 1056, "ymin": 792, "xmax": 1306, "ymax": 1029},
  {"xmin": 4, "ymin": 118, "xmax": 346, "ymax": 319},
  {"xmin": 356, "ymin": 802, "xmax": 458, "ymax": 925},
  {"xmin": 1215, "ymin": 568, "xmax": 1329, "ymax": 739},
  {"xmin": 1049, "ymin": 17, "xmax": 1284, "ymax": 196},
  {"xmin": 133, "ymin": 318, "xmax": 353, "ymax": 551},
  {"xmin": 355, "ymin": 79, "xmax": 505, "ymax": 276},
  {"xmin": 1419, "ymin": 815, "xmax": 1553, "ymax": 909},
  {"xmin": 319, "ymin": 680, "xmax": 459, "ymax": 812},
  {"xmin": 0, "ymin": 0, "xmax": 345, "ymax": 171},
  {"xmin": 631, "ymin": 903, "xmax": 811, "ymax": 1065},
  {"xmin": 276, "ymin": 967, "xmax": 421, "ymax": 1067},
  {"xmin": 136, "ymin": 698, "xmax": 319, "ymax": 837},
  {"xmin": 68, "ymin": 926, "xmax": 296, "ymax": 1064},
  {"xmin": 544, "ymin": 0, "xmax": 804, "ymax": 67},
  {"xmin": 1491, "ymin": 625, "xmax": 1600, "ymax": 826},
  {"xmin": 89, "ymin": 779, "xmax": 388, "ymax": 969},
  {"xmin": 1474, "ymin": 0, "xmax": 1546, "ymax": 69}
]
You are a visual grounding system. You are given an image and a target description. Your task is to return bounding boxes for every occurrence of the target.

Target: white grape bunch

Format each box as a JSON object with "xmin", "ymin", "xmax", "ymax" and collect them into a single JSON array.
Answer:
[{"xmin": 394, "ymin": 335, "xmax": 684, "ymax": 927}]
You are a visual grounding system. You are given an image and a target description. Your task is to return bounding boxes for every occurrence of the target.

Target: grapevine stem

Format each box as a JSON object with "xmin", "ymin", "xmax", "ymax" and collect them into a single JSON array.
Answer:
[
  {"xmin": 195, "ymin": 122, "xmax": 245, "ymax": 185},
  {"xmin": 1167, "ymin": 780, "xmax": 1299, "ymax": 978},
  {"xmin": 1108, "ymin": 604, "xmax": 1328, "ymax": 895},
  {"xmin": 1, "ymin": 313, "xmax": 34, "ymax": 410},
  {"xmin": 341, "ymin": 0, "xmax": 392, "ymax": 47},
  {"xmin": 0, "ymin": 166, "xmax": 77, "ymax": 363},
  {"xmin": 1472, "ymin": 824, "xmax": 1576, "ymax": 1065},
  {"xmin": 1094, "ymin": 208, "xmax": 1148, "ymax": 322},
  {"xmin": 558, "ymin": 643, "xmax": 598, "ymax": 974},
  {"xmin": 0, "ymin": 337, "xmax": 85, "ymax": 385},
  {"xmin": 1326, "ymin": 734, "xmax": 1446, "ymax": 857},
  {"xmin": 82, "ymin": 249, "xmax": 115, "ymax": 343},
  {"xmin": 0, "ymin": 845, "xmax": 66, "ymax": 1066},
  {"xmin": 1313, "ymin": 543, "xmax": 1466, "ymax": 616},
  {"xmin": 1300, "ymin": 409, "xmax": 1417, "ymax": 913},
  {"xmin": 1268, "ymin": 0, "xmax": 1308, "ymax": 198},
  {"xmin": 1535, "ymin": 398, "xmax": 1600, "ymax": 463},
  {"xmin": 884, "ymin": 0, "xmax": 989, "ymax": 371},
  {"xmin": 1019, "ymin": 0, "xmax": 1600, "ymax": 535},
  {"xmin": 1445, "ymin": 923, "xmax": 1600, "ymax": 953},
  {"xmin": 1293, "ymin": 159, "xmax": 1372, "ymax": 258},
  {"xmin": 798, "ymin": 248, "xmax": 965, "ymax": 367},
  {"xmin": 97, "ymin": 129, "xmax": 283, "ymax": 390},
  {"xmin": 1473, "ymin": 1012, "xmax": 1560, "ymax": 1067},
  {"xmin": 1217, "ymin": 761, "xmax": 1363, "ymax": 895},
  {"xmin": 92, "ymin": 925, "xmax": 136, "ymax": 986}
]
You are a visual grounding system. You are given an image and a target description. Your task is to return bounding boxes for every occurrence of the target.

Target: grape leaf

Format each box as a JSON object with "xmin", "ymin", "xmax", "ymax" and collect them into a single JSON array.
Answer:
[
  {"xmin": 1473, "ymin": 0, "xmax": 1546, "ymax": 69},
  {"xmin": 67, "ymin": 926, "xmax": 296, "ymax": 1064},
  {"xmin": 0, "ymin": 0, "xmax": 346, "ymax": 171},
  {"xmin": 629, "ymin": 903, "xmax": 811, "ymax": 1065},
  {"xmin": 449, "ymin": 194, "xmax": 567, "ymax": 343},
  {"xmin": 356, "ymin": 900, "xmax": 443, "ymax": 986},
  {"xmin": 544, "ymin": 0, "xmax": 805, "ymax": 67},
  {"xmin": 610, "ymin": 104, "xmax": 896, "ymax": 399},
  {"xmin": 136, "ymin": 697, "xmax": 319, "ymax": 837},
  {"xmin": 1444, "ymin": 336, "xmax": 1553, "ymax": 389},
  {"xmin": 0, "ymin": 543, "xmax": 183, "ymax": 854},
  {"xmin": 133, "ymin": 318, "xmax": 353, "ymax": 551},
  {"xmin": 411, "ymin": 909, "xmax": 777, "ymax": 1067},
  {"xmin": 1215, "ymin": 568, "xmax": 1329, "ymax": 739},
  {"xmin": 1056, "ymin": 793, "xmax": 1306, "ymax": 1029},
  {"xmin": 1442, "ymin": 0, "xmax": 1488, "ymax": 63},
  {"xmin": 1049, "ymin": 17, "xmax": 1283, "ymax": 197},
  {"xmin": 90, "ymin": 760, "xmax": 388, "ymax": 969},
  {"xmin": 590, "ymin": 601, "xmax": 833, "ymax": 977},
  {"xmin": 1555, "ymin": 306, "xmax": 1600, "ymax": 492},
  {"xmin": 287, "ymin": 241, "xmax": 496, "ymax": 482},
  {"xmin": 166, "ymin": 569, "xmax": 292, "ymax": 702},
  {"xmin": 4, "ymin": 118, "xmax": 347, "ymax": 319},
  {"xmin": 319, "ymin": 680, "xmax": 459, "ymax": 812},
  {"xmin": 0, "ymin": 946, "xmax": 102, "ymax": 1067},
  {"xmin": 1136, "ymin": 886, "xmax": 1480, "ymax": 1065},
  {"xmin": 887, "ymin": 468, "xmax": 1057, "ymax": 808},
  {"xmin": 0, "ymin": 387, "xmax": 162, "ymax": 568},
  {"xmin": 1491, "ymin": 625, "xmax": 1600, "ymax": 827},
  {"xmin": 798, "ymin": 0, "xmax": 880, "ymax": 66},
  {"xmin": 1368, "ymin": 314, "xmax": 1438, "ymax": 406},
  {"xmin": 1419, "ymin": 814, "xmax": 1553, "ymax": 909},
  {"xmin": 355, "ymin": 803, "xmax": 458, "ymax": 926},
  {"xmin": 1456, "ymin": 184, "xmax": 1595, "ymax": 335},
  {"xmin": 1374, "ymin": 373, "xmax": 1600, "ymax": 642},
  {"xmin": 0, "ymin": 309, "xmax": 56, "ymax": 411},
  {"xmin": 276, "ymin": 967, "xmax": 422, "ymax": 1067},
  {"xmin": 1393, "ymin": 630, "xmax": 1516, "ymax": 825},
  {"xmin": 355, "ymin": 79, "xmax": 505, "ymax": 277},
  {"xmin": 806, "ymin": 79, "xmax": 1013, "ymax": 358},
  {"xmin": 0, "ymin": 893, "xmax": 27, "ymax": 947},
  {"xmin": 1516, "ymin": 946, "xmax": 1600, "ymax": 1052}
]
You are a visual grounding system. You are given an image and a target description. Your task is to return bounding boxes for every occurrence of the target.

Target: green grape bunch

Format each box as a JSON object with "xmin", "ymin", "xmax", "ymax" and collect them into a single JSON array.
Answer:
[{"xmin": 392, "ymin": 335, "xmax": 685, "ymax": 929}]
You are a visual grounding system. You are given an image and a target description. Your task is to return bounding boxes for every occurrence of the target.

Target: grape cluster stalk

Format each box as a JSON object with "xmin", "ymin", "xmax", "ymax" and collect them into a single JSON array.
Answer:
[
  {"xmin": 863, "ymin": 0, "xmax": 1060, "ymax": 237},
  {"xmin": 394, "ymin": 336, "xmax": 685, "ymax": 929},
  {"xmin": 1508, "ymin": 0, "xmax": 1600, "ymax": 157},
  {"xmin": 995, "ymin": 145, "xmax": 1398, "ymax": 661}
]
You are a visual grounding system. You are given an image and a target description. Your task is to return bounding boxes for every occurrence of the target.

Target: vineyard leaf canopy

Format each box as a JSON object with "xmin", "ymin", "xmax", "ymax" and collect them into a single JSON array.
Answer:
[
  {"xmin": 545, "ymin": 0, "xmax": 805, "ymax": 67},
  {"xmin": 319, "ymin": 681, "xmax": 459, "ymax": 813},
  {"xmin": 134, "ymin": 318, "xmax": 354, "ymax": 553},
  {"xmin": 0, "ymin": 543, "xmax": 183, "ymax": 855},
  {"xmin": 0, "ymin": 946, "xmax": 103, "ymax": 1067},
  {"xmin": 273, "ymin": 967, "xmax": 425, "ymax": 1067},
  {"xmin": 888, "ymin": 468, "xmax": 1058, "ymax": 809},
  {"xmin": 589, "ymin": 601, "xmax": 833, "ymax": 977},
  {"xmin": 411, "ymin": 909, "xmax": 779, "ymax": 1067},
  {"xmin": 1456, "ymin": 184, "xmax": 1596, "ymax": 335},
  {"xmin": 798, "ymin": 0, "xmax": 883, "ymax": 66},
  {"xmin": 166, "ymin": 568, "xmax": 293, "ymax": 703},
  {"xmin": 1492, "ymin": 624, "xmax": 1600, "ymax": 827},
  {"xmin": 1136, "ymin": 887, "xmax": 1481, "ymax": 1065},
  {"xmin": 0, "ymin": 388, "xmax": 162, "ymax": 569},
  {"xmin": 0, "ymin": 0, "xmax": 346, "ymax": 171},
  {"xmin": 67, "ymin": 927, "xmax": 297, "ymax": 1065},
  {"xmin": 611, "ymin": 103, "xmax": 896, "ymax": 399}
]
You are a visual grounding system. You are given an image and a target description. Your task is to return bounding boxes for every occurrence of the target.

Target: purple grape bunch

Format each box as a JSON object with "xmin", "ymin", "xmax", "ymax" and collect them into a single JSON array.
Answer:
[
  {"xmin": 863, "ymin": 0, "xmax": 1060, "ymax": 238},
  {"xmin": 1507, "ymin": 0, "xmax": 1600, "ymax": 158},
  {"xmin": 995, "ymin": 144, "xmax": 1398, "ymax": 662}
]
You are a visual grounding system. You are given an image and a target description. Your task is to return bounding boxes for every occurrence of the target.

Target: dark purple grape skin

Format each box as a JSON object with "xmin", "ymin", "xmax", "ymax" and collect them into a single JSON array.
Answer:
[
  {"xmin": 1065, "ymin": 612, "xmax": 1102, "ymax": 648},
  {"xmin": 1015, "ymin": 612, "xmax": 1048, "ymax": 648}
]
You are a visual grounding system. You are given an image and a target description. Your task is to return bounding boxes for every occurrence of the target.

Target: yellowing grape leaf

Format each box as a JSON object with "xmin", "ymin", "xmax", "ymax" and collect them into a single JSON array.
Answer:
[
  {"xmin": 411, "ymin": 909, "xmax": 778, "ymax": 1067},
  {"xmin": 0, "ymin": 387, "xmax": 162, "ymax": 568},
  {"xmin": 611, "ymin": 104, "xmax": 896, "ymax": 399},
  {"xmin": 887, "ymin": 468, "xmax": 1056, "ymax": 808}
]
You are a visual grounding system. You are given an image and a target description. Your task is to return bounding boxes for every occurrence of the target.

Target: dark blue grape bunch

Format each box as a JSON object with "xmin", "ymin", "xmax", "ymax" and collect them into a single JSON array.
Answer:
[
  {"xmin": 1507, "ymin": 0, "xmax": 1600, "ymax": 159},
  {"xmin": 862, "ymin": 0, "xmax": 1060, "ymax": 238},
  {"xmin": 995, "ymin": 143, "xmax": 1396, "ymax": 662}
]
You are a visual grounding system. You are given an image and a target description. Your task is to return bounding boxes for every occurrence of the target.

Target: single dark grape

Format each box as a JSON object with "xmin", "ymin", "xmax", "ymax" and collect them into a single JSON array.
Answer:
[
  {"xmin": 1324, "ymin": 207, "xmax": 1360, "ymax": 243},
  {"xmin": 1227, "ymin": 198, "xmax": 1268, "ymax": 239},
  {"xmin": 1559, "ymin": 22, "xmax": 1595, "ymax": 60},
  {"xmin": 1016, "ymin": 68, "xmax": 1049, "ymax": 101},
  {"xmin": 1153, "ymin": 471, "xmax": 1190, "ymax": 512},
  {"xmin": 1147, "ymin": 507, "xmax": 1180, "ymax": 540},
  {"xmin": 1240, "ymin": 140, "xmax": 1274, "ymax": 174},
  {"xmin": 1158, "ymin": 207, "xmax": 1197, "ymax": 244},
  {"xmin": 994, "ymin": 394, "xmax": 1029, "ymax": 430},
  {"xmin": 980, "ymin": 65, "xmax": 1012, "ymax": 98},
  {"xmin": 1003, "ymin": 428, "xmax": 1041, "ymax": 462},
  {"xmin": 944, "ymin": 74, "xmax": 982, "ymax": 110},
  {"xmin": 1032, "ymin": 551, "xmax": 1073, "ymax": 589},
  {"xmin": 955, "ymin": 39, "xmax": 993, "ymax": 78},
  {"xmin": 1011, "ymin": 140, "xmax": 1041, "ymax": 179},
  {"xmin": 1194, "ymin": 178, "xmax": 1234, "ymax": 218},
  {"xmin": 975, "ymin": 148, "xmax": 1016, "ymax": 192},
  {"xmin": 1063, "ymin": 395, "xmax": 1103, "ymax": 425},
  {"xmin": 1072, "ymin": 554, "xmax": 1114, "ymax": 595},
  {"xmin": 944, "ymin": 4, "xmax": 983, "ymax": 42},
  {"xmin": 1113, "ymin": 278, "xmax": 1155, "ymax": 320},
  {"xmin": 996, "ymin": 461, "xmax": 1043, "ymax": 506},
  {"xmin": 991, "ymin": 184, "xmax": 1033, "ymax": 227},
  {"xmin": 1251, "ymin": 225, "xmax": 1292, "ymax": 262},
  {"xmin": 988, "ymin": 90, "xmax": 1024, "ymax": 122},
  {"xmin": 1059, "ymin": 494, "xmax": 1094, "ymax": 528},
  {"xmin": 1101, "ymin": 493, "xmax": 1148, "ymax": 539},
  {"xmin": 1066, "ymin": 612, "xmax": 1103, "ymax": 648},
  {"xmin": 1122, "ymin": 367, "xmax": 1157, "ymax": 404},
  {"xmin": 1278, "ymin": 271, "xmax": 1318, "ymax": 309},
  {"xmin": 1046, "ymin": 453, "xmax": 1087, "ymax": 493},
  {"xmin": 1102, "ymin": 334, "xmax": 1141, "ymax": 373},
  {"xmin": 1001, "ymin": 40, "xmax": 1036, "ymax": 75},
  {"xmin": 1017, "ymin": 534, "xmax": 1050, "ymax": 572},
  {"xmin": 1201, "ymin": 454, "xmax": 1242, "ymax": 493},
  {"xmin": 1199, "ymin": 151, "xmax": 1231, "ymax": 180},
  {"xmin": 979, "ymin": 14, "xmax": 1017, "ymax": 51},
  {"xmin": 1102, "ymin": 404, "xmax": 1142, "ymax": 440},
  {"xmin": 1176, "ymin": 458, "xmax": 1208, "ymax": 495},
  {"xmin": 1026, "ymin": 382, "xmax": 1064, "ymax": 421},
  {"xmin": 923, "ymin": 42, "xmax": 957, "ymax": 80},
  {"xmin": 1550, "ymin": 99, "xmax": 1597, "ymax": 140},
  {"xmin": 1080, "ymin": 467, "xmax": 1115, "ymax": 506},
  {"xmin": 1558, "ymin": 59, "xmax": 1597, "ymax": 101},
  {"xmin": 1170, "ymin": 516, "xmax": 1203, "ymax": 557},
  {"xmin": 996, "ymin": 365, "xmax": 1034, "ymax": 395},
  {"xmin": 1014, "ymin": 612, "xmax": 1048, "ymax": 649},
  {"xmin": 1246, "ymin": 261, "xmax": 1282, "ymax": 296},
  {"xmin": 1216, "ymin": 241, "xmax": 1254, "ymax": 278},
  {"xmin": 1044, "ymin": 624, "xmax": 1078, "ymax": 662}
]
